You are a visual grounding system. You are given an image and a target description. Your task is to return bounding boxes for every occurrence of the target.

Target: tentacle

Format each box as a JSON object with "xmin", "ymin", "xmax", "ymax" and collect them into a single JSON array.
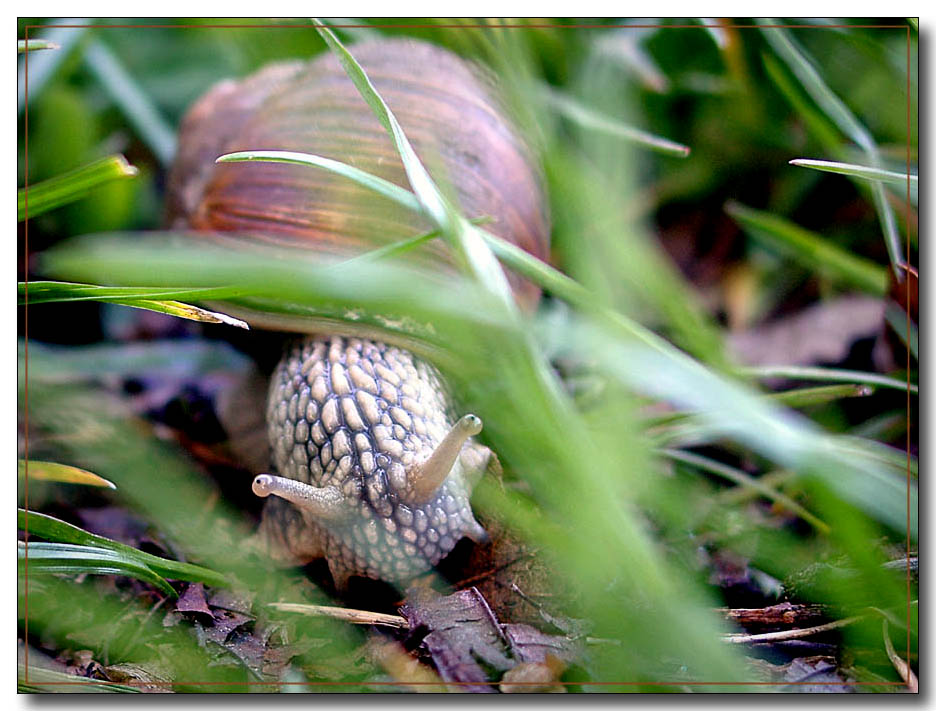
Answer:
[
  {"xmin": 252, "ymin": 474, "xmax": 349, "ymax": 521},
  {"xmin": 405, "ymin": 414, "xmax": 482, "ymax": 504}
]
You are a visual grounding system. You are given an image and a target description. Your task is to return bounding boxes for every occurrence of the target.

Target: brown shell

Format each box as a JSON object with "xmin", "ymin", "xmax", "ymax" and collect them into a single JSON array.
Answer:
[{"xmin": 167, "ymin": 38, "xmax": 550, "ymax": 310}]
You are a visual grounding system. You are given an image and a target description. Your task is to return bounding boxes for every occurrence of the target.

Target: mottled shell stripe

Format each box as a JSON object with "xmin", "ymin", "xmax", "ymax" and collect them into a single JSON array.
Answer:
[{"xmin": 264, "ymin": 335, "xmax": 486, "ymax": 584}]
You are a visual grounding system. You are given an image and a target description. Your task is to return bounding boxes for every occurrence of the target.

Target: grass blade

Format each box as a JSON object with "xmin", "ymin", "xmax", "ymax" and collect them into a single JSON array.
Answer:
[
  {"xmin": 725, "ymin": 201, "xmax": 889, "ymax": 295},
  {"xmin": 18, "ymin": 664, "xmax": 141, "ymax": 693},
  {"xmin": 107, "ymin": 299, "xmax": 249, "ymax": 328},
  {"xmin": 789, "ymin": 158, "xmax": 918, "ymax": 187},
  {"xmin": 18, "ymin": 460, "xmax": 116, "ymax": 489},
  {"xmin": 19, "ymin": 509, "xmax": 229, "ymax": 588},
  {"xmin": 759, "ymin": 23, "xmax": 874, "ymax": 151},
  {"xmin": 19, "ymin": 281, "xmax": 249, "ymax": 328},
  {"xmin": 310, "ymin": 18, "xmax": 515, "ymax": 311},
  {"xmin": 18, "ymin": 155, "xmax": 138, "ymax": 221},
  {"xmin": 83, "ymin": 40, "xmax": 176, "ymax": 167},
  {"xmin": 884, "ymin": 302, "xmax": 917, "ymax": 361},
  {"xmin": 565, "ymin": 319, "xmax": 915, "ymax": 536},
  {"xmin": 19, "ymin": 280, "xmax": 247, "ymax": 305},
  {"xmin": 18, "ymin": 39, "xmax": 60, "ymax": 53},
  {"xmin": 759, "ymin": 22, "xmax": 905, "ymax": 278},
  {"xmin": 741, "ymin": 365, "xmax": 916, "ymax": 394},
  {"xmin": 662, "ymin": 448, "xmax": 830, "ymax": 534},
  {"xmin": 540, "ymin": 86, "xmax": 690, "ymax": 157},
  {"xmin": 19, "ymin": 541, "xmax": 177, "ymax": 597},
  {"xmin": 643, "ymin": 383, "xmax": 873, "ymax": 430},
  {"xmin": 216, "ymin": 150, "xmax": 421, "ymax": 213},
  {"xmin": 18, "ymin": 20, "xmax": 89, "ymax": 115}
]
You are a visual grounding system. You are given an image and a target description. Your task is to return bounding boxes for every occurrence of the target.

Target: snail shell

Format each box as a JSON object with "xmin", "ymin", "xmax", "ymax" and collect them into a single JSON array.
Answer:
[
  {"xmin": 167, "ymin": 38, "xmax": 549, "ymax": 311},
  {"xmin": 169, "ymin": 39, "xmax": 550, "ymax": 587}
]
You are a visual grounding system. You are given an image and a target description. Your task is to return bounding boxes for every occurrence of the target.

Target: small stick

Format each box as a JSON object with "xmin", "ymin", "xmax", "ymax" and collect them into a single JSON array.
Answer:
[
  {"xmin": 722, "ymin": 615, "xmax": 863, "ymax": 644},
  {"xmin": 882, "ymin": 619, "xmax": 918, "ymax": 692},
  {"xmin": 268, "ymin": 602, "xmax": 408, "ymax": 629}
]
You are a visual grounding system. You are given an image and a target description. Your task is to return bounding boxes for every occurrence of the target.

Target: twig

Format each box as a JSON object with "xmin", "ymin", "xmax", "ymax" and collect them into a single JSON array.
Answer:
[
  {"xmin": 722, "ymin": 615, "xmax": 863, "ymax": 644},
  {"xmin": 719, "ymin": 602, "xmax": 827, "ymax": 629},
  {"xmin": 882, "ymin": 619, "xmax": 918, "ymax": 692},
  {"xmin": 268, "ymin": 602, "xmax": 407, "ymax": 629}
]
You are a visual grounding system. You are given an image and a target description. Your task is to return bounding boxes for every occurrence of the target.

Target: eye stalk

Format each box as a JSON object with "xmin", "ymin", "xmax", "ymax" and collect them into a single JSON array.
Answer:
[
  {"xmin": 405, "ymin": 414, "xmax": 483, "ymax": 504},
  {"xmin": 252, "ymin": 474, "xmax": 349, "ymax": 520}
]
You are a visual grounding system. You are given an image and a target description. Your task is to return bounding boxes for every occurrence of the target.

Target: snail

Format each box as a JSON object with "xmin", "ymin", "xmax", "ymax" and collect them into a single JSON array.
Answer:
[{"xmin": 166, "ymin": 38, "xmax": 550, "ymax": 589}]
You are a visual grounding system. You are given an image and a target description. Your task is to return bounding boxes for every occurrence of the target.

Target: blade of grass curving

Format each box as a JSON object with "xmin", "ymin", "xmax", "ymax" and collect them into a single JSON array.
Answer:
[
  {"xmin": 20, "ymin": 281, "xmax": 249, "ymax": 328},
  {"xmin": 759, "ymin": 23, "xmax": 873, "ymax": 151},
  {"xmin": 18, "ymin": 39, "xmax": 59, "ymax": 53},
  {"xmin": 661, "ymin": 448, "xmax": 830, "ymax": 534},
  {"xmin": 19, "ymin": 541, "xmax": 177, "ymax": 597},
  {"xmin": 311, "ymin": 18, "xmax": 515, "ymax": 311},
  {"xmin": 741, "ymin": 365, "xmax": 916, "ymax": 394},
  {"xmin": 18, "ymin": 155, "xmax": 138, "ymax": 221},
  {"xmin": 219, "ymin": 144, "xmax": 726, "ymax": 367},
  {"xmin": 540, "ymin": 86, "xmax": 690, "ymax": 157},
  {"xmin": 564, "ymin": 318, "xmax": 914, "ymax": 535},
  {"xmin": 216, "ymin": 150, "xmax": 421, "ymax": 213},
  {"xmin": 18, "ymin": 20, "xmax": 88, "ymax": 115},
  {"xmin": 19, "ymin": 509, "xmax": 229, "ymax": 588},
  {"xmin": 19, "ymin": 664, "xmax": 141, "ymax": 693},
  {"xmin": 19, "ymin": 460, "xmax": 116, "ymax": 489},
  {"xmin": 789, "ymin": 158, "xmax": 918, "ymax": 187},
  {"xmin": 725, "ymin": 201, "xmax": 888, "ymax": 295},
  {"xmin": 108, "ymin": 299, "xmax": 249, "ymax": 328},
  {"xmin": 759, "ymin": 22, "xmax": 905, "ymax": 278},
  {"xmin": 884, "ymin": 301, "xmax": 917, "ymax": 361},
  {"xmin": 644, "ymin": 383, "xmax": 874, "ymax": 429},
  {"xmin": 83, "ymin": 40, "xmax": 176, "ymax": 167},
  {"xmin": 20, "ymin": 281, "xmax": 247, "ymax": 305}
]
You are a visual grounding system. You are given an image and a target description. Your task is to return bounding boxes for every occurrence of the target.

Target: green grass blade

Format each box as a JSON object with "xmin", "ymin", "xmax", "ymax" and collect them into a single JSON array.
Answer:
[
  {"xmin": 18, "ymin": 460, "xmax": 116, "ymax": 489},
  {"xmin": 661, "ymin": 448, "xmax": 830, "ymax": 534},
  {"xmin": 789, "ymin": 158, "xmax": 918, "ymax": 187},
  {"xmin": 884, "ymin": 302, "xmax": 918, "ymax": 361},
  {"xmin": 311, "ymin": 18, "xmax": 515, "ymax": 311},
  {"xmin": 18, "ymin": 665, "xmax": 141, "ymax": 693},
  {"xmin": 19, "ymin": 541, "xmax": 177, "ymax": 597},
  {"xmin": 18, "ymin": 155, "xmax": 138, "ymax": 221},
  {"xmin": 759, "ymin": 22, "xmax": 905, "ymax": 278},
  {"xmin": 19, "ymin": 280, "xmax": 248, "ymax": 305},
  {"xmin": 741, "ymin": 365, "xmax": 916, "ymax": 394},
  {"xmin": 18, "ymin": 39, "xmax": 60, "ymax": 53},
  {"xmin": 107, "ymin": 299, "xmax": 249, "ymax": 328},
  {"xmin": 643, "ymin": 384, "xmax": 873, "ymax": 429},
  {"xmin": 19, "ymin": 509, "xmax": 229, "ymax": 588},
  {"xmin": 19, "ymin": 281, "xmax": 249, "ymax": 328},
  {"xmin": 567, "ymin": 320, "xmax": 915, "ymax": 536},
  {"xmin": 18, "ymin": 20, "xmax": 89, "ymax": 115},
  {"xmin": 212, "ymin": 147, "xmax": 719, "ymax": 367},
  {"xmin": 759, "ymin": 23, "xmax": 874, "ymax": 152},
  {"xmin": 725, "ymin": 201, "xmax": 889, "ymax": 295},
  {"xmin": 216, "ymin": 150, "xmax": 421, "ymax": 213},
  {"xmin": 540, "ymin": 86, "xmax": 690, "ymax": 157},
  {"xmin": 83, "ymin": 40, "xmax": 176, "ymax": 167}
]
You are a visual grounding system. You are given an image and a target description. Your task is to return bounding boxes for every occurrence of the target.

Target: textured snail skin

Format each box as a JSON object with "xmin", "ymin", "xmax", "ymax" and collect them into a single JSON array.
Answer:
[
  {"xmin": 258, "ymin": 336, "xmax": 489, "ymax": 588},
  {"xmin": 170, "ymin": 39, "xmax": 549, "ymax": 588}
]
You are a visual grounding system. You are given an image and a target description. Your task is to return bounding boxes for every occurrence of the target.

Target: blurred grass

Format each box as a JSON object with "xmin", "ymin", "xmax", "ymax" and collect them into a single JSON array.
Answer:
[{"xmin": 19, "ymin": 17, "xmax": 916, "ymax": 691}]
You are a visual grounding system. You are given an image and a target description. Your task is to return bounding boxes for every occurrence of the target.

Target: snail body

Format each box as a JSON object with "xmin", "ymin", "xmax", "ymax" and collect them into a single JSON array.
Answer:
[{"xmin": 168, "ymin": 39, "xmax": 549, "ymax": 587}]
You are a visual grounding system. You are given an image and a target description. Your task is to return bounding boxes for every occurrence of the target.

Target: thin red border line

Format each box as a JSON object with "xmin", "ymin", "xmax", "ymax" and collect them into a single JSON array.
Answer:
[
  {"xmin": 22, "ymin": 24, "xmax": 30, "ymax": 686},
  {"xmin": 25, "ymin": 22, "xmax": 908, "ymax": 30},
  {"xmin": 25, "ymin": 680, "xmax": 906, "ymax": 687},
  {"xmin": 18, "ymin": 19, "xmax": 915, "ymax": 691},
  {"xmin": 904, "ymin": 22, "xmax": 913, "ymax": 674}
]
